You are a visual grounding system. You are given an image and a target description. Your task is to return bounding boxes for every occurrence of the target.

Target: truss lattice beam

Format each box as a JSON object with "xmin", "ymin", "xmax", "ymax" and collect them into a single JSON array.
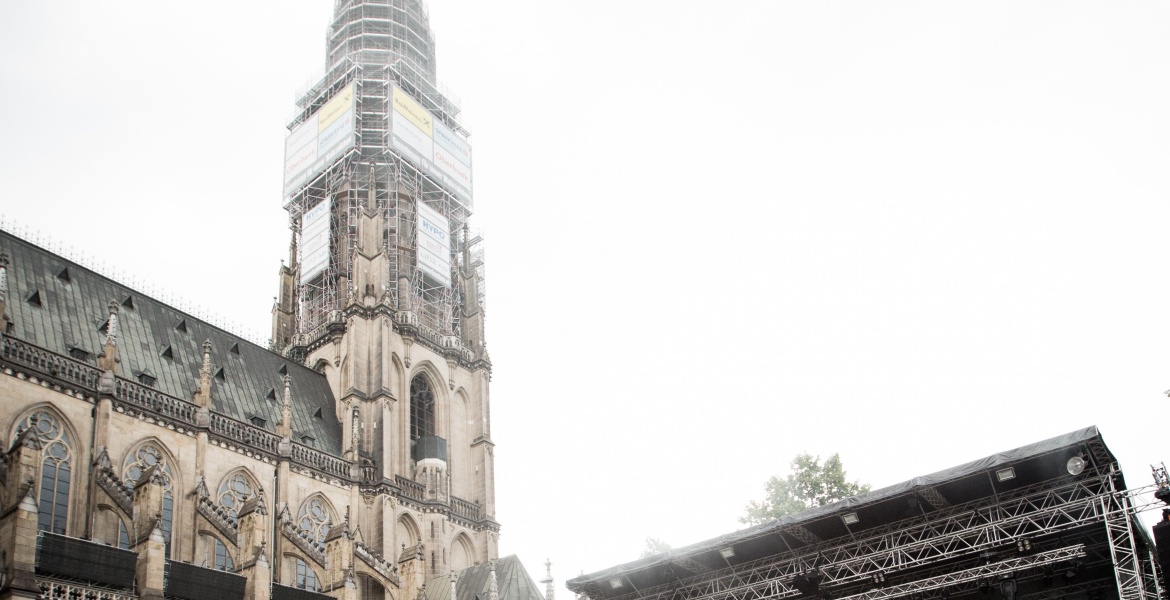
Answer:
[
  {"xmin": 831, "ymin": 545, "xmax": 1086, "ymax": 600},
  {"xmin": 619, "ymin": 477, "xmax": 1116, "ymax": 600}
]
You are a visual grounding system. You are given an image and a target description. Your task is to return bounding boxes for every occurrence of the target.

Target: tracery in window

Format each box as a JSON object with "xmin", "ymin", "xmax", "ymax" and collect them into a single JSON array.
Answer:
[
  {"xmin": 122, "ymin": 444, "xmax": 175, "ymax": 555},
  {"xmin": 296, "ymin": 496, "xmax": 336, "ymax": 552},
  {"xmin": 410, "ymin": 375, "xmax": 435, "ymax": 440},
  {"xmin": 294, "ymin": 557, "xmax": 320, "ymax": 591},
  {"xmin": 216, "ymin": 470, "xmax": 257, "ymax": 524},
  {"xmin": 17, "ymin": 411, "xmax": 72, "ymax": 534}
]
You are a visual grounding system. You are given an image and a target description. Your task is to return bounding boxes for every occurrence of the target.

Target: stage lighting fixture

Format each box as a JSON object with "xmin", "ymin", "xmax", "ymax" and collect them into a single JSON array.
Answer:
[
  {"xmin": 1066, "ymin": 456, "xmax": 1085, "ymax": 476},
  {"xmin": 995, "ymin": 468, "xmax": 1016, "ymax": 482},
  {"xmin": 1000, "ymin": 578, "xmax": 1018, "ymax": 600},
  {"xmin": 978, "ymin": 580, "xmax": 990, "ymax": 595},
  {"xmin": 842, "ymin": 512, "xmax": 859, "ymax": 525},
  {"xmin": 609, "ymin": 579, "xmax": 624, "ymax": 589},
  {"xmin": 871, "ymin": 572, "xmax": 887, "ymax": 587},
  {"xmin": 719, "ymin": 547, "xmax": 735, "ymax": 559},
  {"xmin": 1016, "ymin": 538, "xmax": 1033, "ymax": 553}
]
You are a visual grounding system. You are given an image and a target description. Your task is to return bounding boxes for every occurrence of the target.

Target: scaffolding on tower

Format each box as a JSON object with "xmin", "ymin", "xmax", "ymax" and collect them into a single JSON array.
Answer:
[{"xmin": 282, "ymin": 31, "xmax": 482, "ymax": 353}]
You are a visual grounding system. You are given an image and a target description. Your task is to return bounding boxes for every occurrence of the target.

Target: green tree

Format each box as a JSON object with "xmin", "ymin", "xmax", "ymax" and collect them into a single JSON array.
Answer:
[
  {"xmin": 741, "ymin": 453, "xmax": 870, "ymax": 526},
  {"xmin": 640, "ymin": 537, "xmax": 672, "ymax": 558}
]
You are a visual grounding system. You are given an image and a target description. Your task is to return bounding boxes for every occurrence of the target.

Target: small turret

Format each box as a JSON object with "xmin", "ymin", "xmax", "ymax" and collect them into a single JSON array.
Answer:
[
  {"xmin": 0, "ymin": 250, "xmax": 10, "ymax": 336},
  {"xmin": 193, "ymin": 340, "xmax": 213, "ymax": 408},
  {"xmin": 541, "ymin": 559, "xmax": 555, "ymax": 600},
  {"xmin": 97, "ymin": 300, "xmax": 119, "ymax": 372},
  {"xmin": 277, "ymin": 375, "xmax": 293, "ymax": 438}
]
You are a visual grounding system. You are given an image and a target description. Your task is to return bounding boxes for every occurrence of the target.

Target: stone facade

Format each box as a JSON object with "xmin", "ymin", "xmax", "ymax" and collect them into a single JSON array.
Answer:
[
  {"xmin": 0, "ymin": 231, "xmax": 498, "ymax": 600},
  {"xmin": 0, "ymin": 2, "xmax": 509, "ymax": 600}
]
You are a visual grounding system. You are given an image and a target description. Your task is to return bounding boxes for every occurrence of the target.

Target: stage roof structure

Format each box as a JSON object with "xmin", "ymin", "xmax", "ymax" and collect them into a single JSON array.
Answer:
[{"xmin": 568, "ymin": 427, "xmax": 1160, "ymax": 600}]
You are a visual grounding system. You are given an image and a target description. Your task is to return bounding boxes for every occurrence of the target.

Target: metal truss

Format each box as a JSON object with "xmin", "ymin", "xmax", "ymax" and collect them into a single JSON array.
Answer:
[
  {"xmin": 616, "ymin": 474, "xmax": 1130, "ymax": 600},
  {"xmin": 1100, "ymin": 471, "xmax": 1154, "ymax": 600},
  {"xmin": 832, "ymin": 545, "xmax": 1086, "ymax": 600}
]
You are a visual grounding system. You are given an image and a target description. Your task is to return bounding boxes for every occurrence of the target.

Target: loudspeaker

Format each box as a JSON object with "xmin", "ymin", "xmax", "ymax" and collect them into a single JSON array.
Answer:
[{"xmin": 1151, "ymin": 514, "xmax": 1170, "ymax": 592}]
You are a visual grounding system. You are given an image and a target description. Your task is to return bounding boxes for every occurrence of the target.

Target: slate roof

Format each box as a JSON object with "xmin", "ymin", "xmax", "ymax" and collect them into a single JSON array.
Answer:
[
  {"xmin": 423, "ymin": 555, "xmax": 546, "ymax": 600},
  {"xmin": 0, "ymin": 231, "xmax": 342, "ymax": 456}
]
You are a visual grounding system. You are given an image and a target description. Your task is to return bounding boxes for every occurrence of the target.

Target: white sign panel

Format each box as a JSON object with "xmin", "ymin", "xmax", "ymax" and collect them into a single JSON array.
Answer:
[
  {"xmin": 388, "ymin": 85, "xmax": 473, "ymax": 205},
  {"xmin": 283, "ymin": 83, "xmax": 357, "ymax": 199},
  {"xmin": 416, "ymin": 202, "xmax": 451, "ymax": 285},
  {"xmin": 300, "ymin": 199, "xmax": 331, "ymax": 284}
]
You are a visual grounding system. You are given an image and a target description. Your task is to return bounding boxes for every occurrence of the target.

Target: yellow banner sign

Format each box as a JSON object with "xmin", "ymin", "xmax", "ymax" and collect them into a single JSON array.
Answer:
[
  {"xmin": 391, "ymin": 87, "xmax": 433, "ymax": 137},
  {"xmin": 318, "ymin": 83, "xmax": 355, "ymax": 132}
]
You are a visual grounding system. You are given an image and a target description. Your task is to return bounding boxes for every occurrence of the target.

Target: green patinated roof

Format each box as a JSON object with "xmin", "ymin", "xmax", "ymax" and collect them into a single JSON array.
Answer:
[
  {"xmin": 0, "ymin": 231, "xmax": 343, "ymax": 455},
  {"xmin": 423, "ymin": 556, "xmax": 546, "ymax": 600}
]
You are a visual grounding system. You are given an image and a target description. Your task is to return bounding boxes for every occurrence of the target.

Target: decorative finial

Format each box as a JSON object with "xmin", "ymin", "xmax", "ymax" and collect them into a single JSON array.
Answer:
[
  {"xmin": 105, "ymin": 300, "xmax": 120, "ymax": 347},
  {"xmin": 278, "ymin": 374, "xmax": 293, "ymax": 437},
  {"xmin": 193, "ymin": 339, "xmax": 214, "ymax": 407},
  {"xmin": 0, "ymin": 250, "xmax": 9, "ymax": 303},
  {"xmin": 488, "ymin": 559, "xmax": 499, "ymax": 600}
]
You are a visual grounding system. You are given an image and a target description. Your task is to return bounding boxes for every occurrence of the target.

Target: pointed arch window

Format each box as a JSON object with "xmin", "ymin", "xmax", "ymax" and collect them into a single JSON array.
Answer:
[
  {"xmin": 117, "ymin": 520, "xmax": 130, "ymax": 549},
  {"xmin": 297, "ymin": 496, "xmax": 335, "ymax": 552},
  {"xmin": 410, "ymin": 375, "xmax": 435, "ymax": 440},
  {"xmin": 202, "ymin": 535, "xmax": 235, "ymax": 572},
  {"xmin": 18, "ymin": 411, "xmax": 72, "ymax": 535},
  {"xmin": 122, "ymin": 444, "xmax": 175, "ymax": 556},
  {"xmin": 293, "ymin": 557, "xmax": 321, "ymax": 591},
  {"xmin": 216, "ymin": 471, "xmax": 256, "ymax": 525}
]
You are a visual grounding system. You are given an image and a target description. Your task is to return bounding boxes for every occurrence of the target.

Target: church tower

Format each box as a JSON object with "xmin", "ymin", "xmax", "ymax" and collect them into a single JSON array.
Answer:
[{"xmin": 272, "ymin": 0, "xmax": 495, "ymax": 578}]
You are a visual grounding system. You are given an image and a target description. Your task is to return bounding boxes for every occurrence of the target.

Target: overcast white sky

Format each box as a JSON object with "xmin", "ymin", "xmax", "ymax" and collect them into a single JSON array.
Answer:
[{"xmin": 3, "ymin": 0, "xmax": 1170, "ymax": 591}]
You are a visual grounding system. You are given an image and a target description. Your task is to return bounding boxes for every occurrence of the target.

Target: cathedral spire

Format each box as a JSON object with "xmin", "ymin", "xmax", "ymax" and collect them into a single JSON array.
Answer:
[{"xmin": 542, "ymin": 559, "xmax": 555, "ymax": 600}]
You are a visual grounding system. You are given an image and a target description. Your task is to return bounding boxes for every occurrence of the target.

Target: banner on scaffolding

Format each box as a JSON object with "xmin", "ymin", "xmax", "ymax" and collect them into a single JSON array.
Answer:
[
  {"xmin": 300, "ymin": 198, "xmax": 331, "ymax": 284},
  {"xmin": 416, "ymin": 202, "xmax": 451, "ymax": 285},
  {"xmin": 388, "ymin": 85, "xmax": 473, "ymax": 206},
  {"xmin": 283, "ymin": 83, "xmax": 357, "ymax": 198}
]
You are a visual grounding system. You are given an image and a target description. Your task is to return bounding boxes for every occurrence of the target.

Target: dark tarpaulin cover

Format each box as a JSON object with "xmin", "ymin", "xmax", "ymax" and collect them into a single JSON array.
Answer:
[
  {"xmin": 568, "ymin": 426, "xmax": 1110, "ymax": 589},
  {"xmin": 273, "ymin": 583, "xmax": 336, "ymax": 600},
  {"xmin": 166, "ymin": 561, "xmax": 247, "ymax": 600},
  {"xmin": 37, "ymin": 533, "xmax": 136, "ymax": 589}
]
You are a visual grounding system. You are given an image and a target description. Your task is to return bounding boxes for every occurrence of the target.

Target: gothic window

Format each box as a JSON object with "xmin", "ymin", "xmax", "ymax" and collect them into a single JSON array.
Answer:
[
  {"xmin": 17, "ymin": 411, "xmax": 72, "ymax": 534},
  {"xmin": 294, "ymin": 557, "xmax": 320, "ymax": 591},
  {"xmin": 216, "ymin": 471, "xmax": 257, "ymax": 524},
  {"xmin": 122, "ymin": 444, "xmax": 175, "ymax": 556},
  {"xmin": 410, "ymin": 374, "xmax": 435, "ymax": 440},
  {"xmin": 117, "ymin": 520, "xmax": 130, "ymax": 549},
  {"xmin": 296, "ymin": 496, "xmax": 335, "ymax": 552},
  {"xmin": 202, "ymin": 535, "xmax": 234, "ymax": 572}
]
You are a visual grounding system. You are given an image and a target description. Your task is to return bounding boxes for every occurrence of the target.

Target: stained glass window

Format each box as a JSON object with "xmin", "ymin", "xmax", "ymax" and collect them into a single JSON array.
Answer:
[
  {"xmin": 410, "ymin": 375, "xmax": 435, "ymax": 440},
  {"xmin": 122, "ymin": 444, "xmax": 175, "ymax": 556},
  {"xmin": 18, "ymin": 411, "xmax": 72, "ymax": 534},
  {"xmin": 297, "ymin": 496, "xmax": 335, "ymax": 552},
  {"xmin": 203, "ymin": 535, "xmax": 234, "ymax": 572},
  {"xmin": 294, "ymin": 557, "xmax": 320, "ymax": 591},
  {"xmin": 216, "ymin": 471, "xmax": 256, "ymax": 524}
]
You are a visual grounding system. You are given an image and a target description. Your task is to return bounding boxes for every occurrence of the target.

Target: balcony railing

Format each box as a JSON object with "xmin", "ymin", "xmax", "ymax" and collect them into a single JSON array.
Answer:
[
  {"xmin": 1, "ymin": 336, "xmax": 102, "ymax": 389},
  {"xmin": 115, "ymin": 378, "xmax": 197, "ymax": 425},
  {"xmin": 395, "ymin": 475, "xmax": 425, "ymax": 501},
  {"xmin": 450, "ymin": 496, "xmax": 482, "ymax": 521},
  {"xmin": 209, "ymin": 412, "xmax": 281, "ymax": 455},
  {"xmin": 291, "ymin": 442, "xmax": 352, "ymax": 480}
]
